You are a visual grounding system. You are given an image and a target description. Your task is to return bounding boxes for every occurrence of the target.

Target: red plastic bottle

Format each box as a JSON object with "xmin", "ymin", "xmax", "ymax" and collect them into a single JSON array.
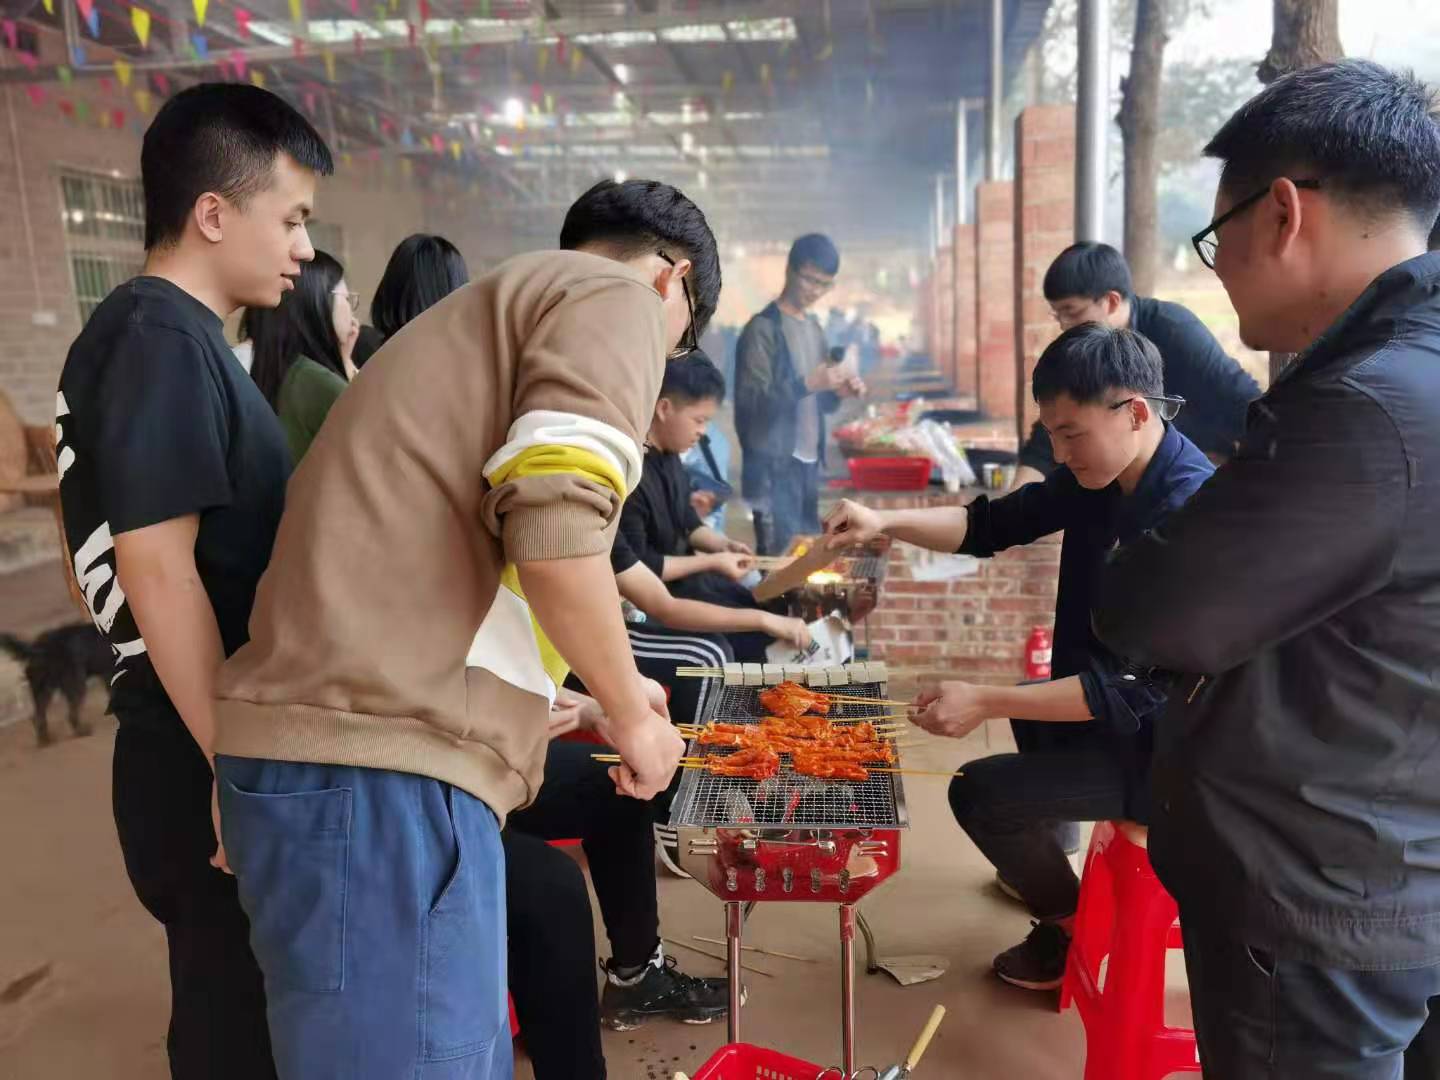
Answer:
[{"xmin": 1024, "ymin": 625, "xmax": 1053, "ymax": 681}]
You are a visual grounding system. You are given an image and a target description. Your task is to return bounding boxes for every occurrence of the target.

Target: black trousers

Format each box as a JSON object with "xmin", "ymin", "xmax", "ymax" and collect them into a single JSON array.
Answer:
[
  {"xmin": 112, "ymin": 718, "xmax": 276, "ymax": 1080},
  {"xmin": 505, "ymin": 740, "xmax": 664, "ymax": 1080},
  {"xmin": 1183, "ymin": 926, "xmax": 1440, "ymax": 1079}
]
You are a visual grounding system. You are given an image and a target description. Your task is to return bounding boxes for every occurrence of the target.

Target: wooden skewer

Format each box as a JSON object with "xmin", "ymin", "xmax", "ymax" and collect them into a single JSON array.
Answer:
[
  {"xmin": 662, "ymin": 938, "xmax": 775, "ymax": 978},
  {"xmin": 690, "ymin": 936, "xmax": 818, "ymax": 963},
  {"xmin": 595, "ymin": 754, "xmax": 960, "ymax": 779}
]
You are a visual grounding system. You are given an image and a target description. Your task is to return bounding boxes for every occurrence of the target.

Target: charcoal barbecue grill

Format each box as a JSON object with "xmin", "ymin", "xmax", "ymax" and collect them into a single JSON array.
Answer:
[
  {"xmin": 669, "ymin": 662, "xmax": 908, "ymax": 1076},
  {"xmin": 780, "ymin": 537, "xmax": 892, "ymax": 641}
]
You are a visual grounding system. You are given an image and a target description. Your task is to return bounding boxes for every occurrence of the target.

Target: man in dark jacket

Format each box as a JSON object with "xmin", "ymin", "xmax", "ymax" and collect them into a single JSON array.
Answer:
[
  {"xmin": 1013, "ymin": 242, "xmax": 1260, "ymax": 486},
  {"xmin": 735, "ymin": 234, "xmax": 864, "ymax": 554},
  {"xmin": 1095, "ymin": 60, "xmax": 1440, "ymax": 1078},
  {"xmin": 825, "ymin": 323, "xmax": 1213, "ymax": 992}
]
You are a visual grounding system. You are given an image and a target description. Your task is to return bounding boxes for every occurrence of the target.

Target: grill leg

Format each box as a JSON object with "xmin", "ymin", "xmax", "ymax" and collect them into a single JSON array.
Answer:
[
  {"xmin": 840, "ymin": 903, "xmax": 857, "ymax": 1075},
  {"xmin": 726, "ymin": 900, "xmax": 744, "ymax": 1045}
]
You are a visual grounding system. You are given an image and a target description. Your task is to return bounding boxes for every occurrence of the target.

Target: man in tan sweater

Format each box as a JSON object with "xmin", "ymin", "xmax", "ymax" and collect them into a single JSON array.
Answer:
[{"xmin": 211, "ymin": 179, "xmax": 720, "ymax": 1079}]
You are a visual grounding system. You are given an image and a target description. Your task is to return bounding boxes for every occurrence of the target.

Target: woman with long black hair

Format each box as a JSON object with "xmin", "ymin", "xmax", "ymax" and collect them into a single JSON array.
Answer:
[
  {"xmin": 246, "ymin": 248, "xmax": 359, "ymax": 459},
  {"xmin": 369, "ymin": 233, "xmax": 470, "ymax": 345}
]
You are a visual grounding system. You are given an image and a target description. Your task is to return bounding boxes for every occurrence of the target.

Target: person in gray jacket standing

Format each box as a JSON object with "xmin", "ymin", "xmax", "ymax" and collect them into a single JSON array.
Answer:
[
  {"xmin": 1096, "ymin": 60, "xmax": 1440, "ymax": 1079},
  {"xmin": 734, "ymin": 234, "xmax": 864, "ymax": 554}
]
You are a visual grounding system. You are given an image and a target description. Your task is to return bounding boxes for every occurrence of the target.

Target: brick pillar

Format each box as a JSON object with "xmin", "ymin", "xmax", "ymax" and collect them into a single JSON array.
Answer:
[
  {"xmin": 976, "ymin": 181, "xmax": 1016, "ymax": 419},
  {"xmin": 935, "ymin": 245, "xmax": 954, "ymax": 382},
  {"xmin": 952, "ymin": 224, "xmax": 977, "ymax": 398},
  {"xmin": 1014, "ymin": 104, "xmax": 1077, "ymax": 442}
]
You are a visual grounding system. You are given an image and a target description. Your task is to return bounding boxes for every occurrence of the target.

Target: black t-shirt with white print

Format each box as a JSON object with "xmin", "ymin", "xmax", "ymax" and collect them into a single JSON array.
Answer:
[{"xmin": 56, "ymin": 276, "xmax": 291, "ymax": 724}]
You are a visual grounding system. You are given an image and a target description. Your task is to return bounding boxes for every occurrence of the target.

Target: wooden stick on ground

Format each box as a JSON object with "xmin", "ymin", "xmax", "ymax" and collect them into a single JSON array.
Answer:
[
  {"xmin": 691, "ymin": 936, "xmax": 818, "ymax": 963},
  {"xmin": 663, "ymin": 938, "xmax": 775, "ymax": 977}
]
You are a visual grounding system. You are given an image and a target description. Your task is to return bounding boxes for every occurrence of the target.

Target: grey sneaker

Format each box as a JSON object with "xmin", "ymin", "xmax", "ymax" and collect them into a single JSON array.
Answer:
[{"xmin": 994, "ymin": 921, "xmax": 1071, "ymax": 991}]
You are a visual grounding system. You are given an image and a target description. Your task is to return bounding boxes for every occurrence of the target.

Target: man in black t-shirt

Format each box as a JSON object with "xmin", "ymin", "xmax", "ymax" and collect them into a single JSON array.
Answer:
[
  {"xmin": 55, "ymin": 84, "xmax": 331, "ymax": 1079},
  {"xmin": 1012, "ymin": 242, "xmax": 1260, "ymax": 486}
]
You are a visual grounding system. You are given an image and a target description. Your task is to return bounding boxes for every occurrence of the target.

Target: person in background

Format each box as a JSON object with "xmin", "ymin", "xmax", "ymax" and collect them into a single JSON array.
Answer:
[
  {"xmin": 825, "ymin": 323, "xmax": 1213, "ymax": 993},
  {"xmin": 53, "ymin": 83, "xmax": 332, "ymax": 1079},
  {"xmin": 245, "ymin": 249, "xmax": 357, "ymax": 461},
  {"xmin": 1011, "ymin": 241, "xmax": 1260, "ymax": 487},
  {"xmin": 735, "ymin": 233, "xmax": 865, "ymax": 555},
  {"xmin": 1095, "ymin": 60, "xmax": 1440, "ymax": 1078},
  {"xmin": 369, "ymin": 232, "xmax": 471, "ymax": 344},
  {"xmin": 212, "ymin": 178, "xmax": 715, "ymax": 1079}
]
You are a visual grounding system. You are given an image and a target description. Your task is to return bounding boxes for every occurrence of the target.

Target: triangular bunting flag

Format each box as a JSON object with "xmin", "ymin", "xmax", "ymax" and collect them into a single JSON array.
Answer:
[
  {"xmin": 721, "ymin": 70, "xmax": 733, "ymax": 94},
  {"xmin": 71, "ymin": 43, "xmax": 86, "ymax": 65},
  {"xmin": 430, "ymin": 132, "xmax": 443, "ymax": 153},
  {"xmin": 58, "ymin": 65, "xmax": 72, "ymax": 85},
  {"xmin": 759, "ymin": 62, "xmax": 771, "ymax": 85},
  {"xmin": 417, "ymin": 0, "xmax": 428, "ymax": 22},
  {"xmin": 230, "ymin": 49, "xmax": 246, "ymax": 79},
  {"xmin": 17, "ymin": 51, "xmax": 37, "ymax": 72},
  {"xmin": 322, "ymin": 48, "xmax": 335, "ymax": 82},
  {"xmin": 153, "ymin": 71, "xmax": 169, "ymax": 93},
  {"xmin": 114, "ymin": 58, "xmax": 133, "ymax": 87},
  {"xmin": 58, "ymin": 98, "xmax": 75, "ymax": 117},
  {"xmin": 570, "ymin": 46, "xmax": 582, "ymax": 75},
  {"xmin": 341, "ymin": 150, "xmax": 352, "ymax": 167},
  {"xmin": 303, "ymin": 90, "xmax": 316, "ymax": 113},
  {"xmin": 293, "ymin": 38, "xmax": 305, "ymax": 58},
  {"xmin": 536, "ymin": 44, "xmax": 547, "ymax": 74},
  {"xmin": 235, "ymin": 8, "xmax": 250, "ymax": 36},
  {"xmin": 352, "ymin": 30, "xmax": 362, "ymax": 55},
  {"xmin": 2, "ymin": 19, "xmax": 17, "ymax": 51},
  {"xmin": 24, "ymin": 85, "xmax": 46, "ymax": 108},
  {"xmin": 249, "ymin": 68, "xmax": 265, "ymax": 87},
  {"xmin": 449, "ymin": 140, "xmax": 461, "ymax": 161},
  {"xmin": 134, "ymin": 88, "xmax": 153, "ymax": 114},
  {"xmin": 479, "ymin": 0, "xmax": 488, "ymax": 15},
  {"xmin": 348, "ymin": 0, "xmax": 357, "ymax": 14},
  {"xmin": 288, "ymin": 0, "xmax": 302, "ymax": 24},
  {"xmin": 99, "ymin": 76, "xmax": 113, "ymax": 93},
  {"xmin": 406, "ymin": 21, "xmax": 415, "ymax": 47},
  {"xmin": 131, "ymin": 7, "xmax": 151, "ymax": 48},
  {"xmin": 75, "ymin": 0, "xmax": 94, "ymax": 28},
  {"xmin": 111, "ymin": 108, "xmax": 125, "ymax": 128},
  {"xmin": 100, "ymin": 108, "xmax": 111, "ymax": 127},
  {"xmin": 42, "ymin": 0, "xmax": 53, "ymax": 14},
  {"xmin": 192, "ymin": 0, "xmax": 208, "ymax": 26},
  {"xmin": 84, "ymin": 7, "xmax": 99, "ymax": 36},
  {"xmin": 76, "ymin": 100, "xmax": 89, "ymax": 121}
]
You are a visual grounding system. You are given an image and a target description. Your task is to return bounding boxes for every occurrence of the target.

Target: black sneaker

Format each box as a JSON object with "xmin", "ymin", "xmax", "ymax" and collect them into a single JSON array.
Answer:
[
  {"xmin": 993, "ymin": 921, "xmax": 1071, "ymax": 991},
  {"xmin": 600, "ymin": 955, "xmax": 734, "ymax": 1030}
]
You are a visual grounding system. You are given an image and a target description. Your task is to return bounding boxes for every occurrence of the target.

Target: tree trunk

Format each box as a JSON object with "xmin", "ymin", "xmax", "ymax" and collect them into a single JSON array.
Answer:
[
  {"xmin": 1258, "ymin": 0, "xmax": 1343, "ymax": 84},
  {"xmin": 1118, "ymin": 0, "xmax": 1168, "ymax": 296},
  {"xmin": 1260, "ymin": 0, "xmax": 1342, "ymax": 382}
]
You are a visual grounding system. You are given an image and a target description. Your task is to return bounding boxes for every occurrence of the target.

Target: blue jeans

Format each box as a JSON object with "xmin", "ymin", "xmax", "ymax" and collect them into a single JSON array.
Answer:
[
  {"xmin": 1182, "ymin": 928, "xmax": 1440, "ymax": 1079},
  {"xmin": 216, "ymin": 756, "xmax": 511, "ymax": 1080}
]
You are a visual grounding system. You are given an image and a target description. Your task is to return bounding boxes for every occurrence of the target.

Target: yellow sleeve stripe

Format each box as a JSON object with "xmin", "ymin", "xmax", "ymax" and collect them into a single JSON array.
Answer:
[
  {"xmin": 486, "ymin": 444, "xmax": 628, "ymax": 500},
  {"xmin": 499, "ymin": 564, "xmax": 571, "ymax": 688}
]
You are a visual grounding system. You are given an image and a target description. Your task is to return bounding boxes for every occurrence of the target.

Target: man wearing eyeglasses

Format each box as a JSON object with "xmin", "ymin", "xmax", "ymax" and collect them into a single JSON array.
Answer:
[
  {"xmin": 1096, "ymin": 60, "xmax": 1440, "ymax": 1078},
  {"xmin": 1011, "ymin": 241, "xmax": 1260, "ymax": 489},
  {"xmin": 735, "ymin": 233, "xmax": 866, "ymax": 555},
  {"xmin": 824, "ymin": 323, "xmax": 1213, "ymax": 993}
]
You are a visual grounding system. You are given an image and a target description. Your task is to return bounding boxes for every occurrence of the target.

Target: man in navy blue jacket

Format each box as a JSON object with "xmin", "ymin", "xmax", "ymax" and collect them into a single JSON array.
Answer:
[{"xmin": 825, "ymin": 323, "xmax": 1214, "ymax": 992}]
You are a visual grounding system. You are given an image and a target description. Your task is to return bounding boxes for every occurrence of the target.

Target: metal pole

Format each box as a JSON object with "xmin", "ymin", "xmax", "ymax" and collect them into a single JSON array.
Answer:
[
  {"xmin": 840, "ymin": 903, "xmax": 857, "ymax": 1076},
  {"xmin": 985, "ymin": 0, "xmax": 1003, "ymax": 181},
  {"xmin": 725, "ymin": 901, "xmax": 744, "ymax": 1046},
  {"xmin": 956, "ymin": 101, "xmax": 969, "ymax": 226},
  {"xmin": 1075, "ymin": 0, "xmax": 1110, "ymax": 241}
]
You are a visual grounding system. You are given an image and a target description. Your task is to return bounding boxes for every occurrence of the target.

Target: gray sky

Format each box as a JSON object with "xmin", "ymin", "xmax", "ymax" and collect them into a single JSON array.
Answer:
[{"xmin": 1172, "ymin": 0, "xmax": 1440, "ymax": 77}]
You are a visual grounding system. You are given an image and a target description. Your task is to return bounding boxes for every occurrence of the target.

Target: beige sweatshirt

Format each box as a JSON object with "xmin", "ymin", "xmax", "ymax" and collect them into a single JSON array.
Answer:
[{"xmin": 214, "ymin": 249, "xmax": 666, "ymax": 821}]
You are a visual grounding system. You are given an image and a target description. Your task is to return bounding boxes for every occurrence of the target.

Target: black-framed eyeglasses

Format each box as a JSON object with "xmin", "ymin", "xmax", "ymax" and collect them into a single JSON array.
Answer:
[
  {"xmin": 1110, "ymin": 395, "xmax": 1186, "ymax": 422},
  {"xmin": 658, "ymin": 251, "xmax": 697, "ymax": 359},
  {"xmin": 1191, "ymin": 178, "xmax": 1320, "ymax": 270}
]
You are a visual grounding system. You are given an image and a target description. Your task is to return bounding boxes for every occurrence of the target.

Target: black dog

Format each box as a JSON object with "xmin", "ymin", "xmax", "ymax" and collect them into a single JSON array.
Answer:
[{"xmin": 0, "ymin": 624, "xmax": 112, "ymax": 746}]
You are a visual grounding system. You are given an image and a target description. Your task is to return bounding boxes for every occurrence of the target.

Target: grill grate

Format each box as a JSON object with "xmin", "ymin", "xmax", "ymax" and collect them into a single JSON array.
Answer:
[
  {"xmin": 668, "ymin": 681, "xmax": 909, "ymax": 830},
  {"xmin": 846, "ymin": 552, "xmax": 888, "ymax": 583}
]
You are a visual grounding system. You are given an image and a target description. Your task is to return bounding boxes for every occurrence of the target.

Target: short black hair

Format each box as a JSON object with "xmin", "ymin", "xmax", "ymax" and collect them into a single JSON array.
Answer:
[
  {"xmin": 1205, "ymin": 59, "xmax": 1440, "ymax": 233},
  {"xmin": 372, "ymin": 233, "xmax": 470, "ymax": 341},
  {"xmin": 560, "ymin": 178, "xmax": 721, "ymax": 340},
  {"xmin": 1043, "ymin": 242, "xmax": 1133, "ymax": 303},
  {"xmin": 660, "ymin": 350, "xmax": 726, "ymax": 406},
  {"xmin": 141, "ymin": 83, "xmax": 333, "ymax": 251},
  {"xmin": 1032, "ymin": 323, "xmax": 1163, "ymax": 405},
  {"xmin": 788, "ymin": 233, "xmax": 840, "ymax": 276}
]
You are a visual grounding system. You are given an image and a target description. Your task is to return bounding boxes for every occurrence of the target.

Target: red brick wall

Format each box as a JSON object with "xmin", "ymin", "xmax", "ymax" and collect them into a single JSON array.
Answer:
[
  {"xmin": 976, "ymin": 181, "xmax": 1016, "ymax": 419},
  {"xmin": 859, "ymin": 489, "xmax": 1059, "ymax": 684},
  {"xmin": 952, "ymin": 224, "xmax": 977, "ymax": 398},
  {"xmin": 934, "ymin": 244, "xmax": 954, "ymax": 381},
  {"xmin": 1013, "ymin": 105, "xmax": 1077, "ymax": 443}
]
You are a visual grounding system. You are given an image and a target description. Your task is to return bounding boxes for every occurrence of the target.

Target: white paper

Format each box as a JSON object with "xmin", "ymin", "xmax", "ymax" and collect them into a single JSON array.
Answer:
[{"xmin": 767, "ymin": 614, "xmax": 854, "ymax": 666}]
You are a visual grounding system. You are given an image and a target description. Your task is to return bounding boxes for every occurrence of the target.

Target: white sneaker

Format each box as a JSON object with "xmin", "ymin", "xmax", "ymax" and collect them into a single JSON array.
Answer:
[{"xmin": 654, "ymin": 823, "xmax": 690, "ymax": 879}]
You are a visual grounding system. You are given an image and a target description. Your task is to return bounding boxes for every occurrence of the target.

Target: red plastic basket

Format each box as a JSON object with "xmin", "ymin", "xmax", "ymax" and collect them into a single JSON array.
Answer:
[
  {"xmin": 846, "ymin": 455, "xmax": 933, "ymax": 491},
  {"xmin": 692, "ymin": 1043, "xmax": 832, "ymax": 1079}
]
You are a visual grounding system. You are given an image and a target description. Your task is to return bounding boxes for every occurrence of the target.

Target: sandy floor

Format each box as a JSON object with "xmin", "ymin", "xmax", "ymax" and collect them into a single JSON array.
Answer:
[{"xmin": 0, "ymin": 685, "xmax": 1194, "ymax": 1080}]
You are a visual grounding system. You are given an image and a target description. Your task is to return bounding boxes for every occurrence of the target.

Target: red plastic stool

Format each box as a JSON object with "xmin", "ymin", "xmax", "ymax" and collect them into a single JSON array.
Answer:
[{"xmin": 1059, "ymin": 820, "xmax": 1200, "ymax": 1080}]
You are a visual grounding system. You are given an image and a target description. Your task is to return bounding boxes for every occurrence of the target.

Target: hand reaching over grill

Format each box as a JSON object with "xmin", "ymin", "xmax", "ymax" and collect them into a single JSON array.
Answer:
[
  {"xmin": 709, "ymin": 551, "xmax": 756, "ymax": 582},
  {"xmin": 910, "ymin": 680, "xmax": 993, "ymax": 740},
  {"xmin": 606, "ymin": 706, "xmax": 686, "ymax": 800}
]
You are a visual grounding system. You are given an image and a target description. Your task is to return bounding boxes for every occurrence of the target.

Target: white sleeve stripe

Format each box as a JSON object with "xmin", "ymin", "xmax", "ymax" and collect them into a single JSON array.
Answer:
[{"xmin": 483, "ymin": 410, "xmax": 642, "ymax": 490}]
